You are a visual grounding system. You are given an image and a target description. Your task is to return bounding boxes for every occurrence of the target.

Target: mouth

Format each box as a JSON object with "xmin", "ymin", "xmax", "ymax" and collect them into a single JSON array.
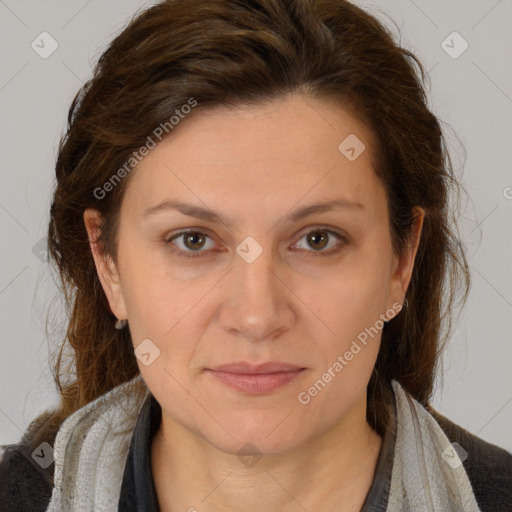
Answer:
[{"xmin": 204, "ymin": 361, "xmax": 307, "ymax": 394}]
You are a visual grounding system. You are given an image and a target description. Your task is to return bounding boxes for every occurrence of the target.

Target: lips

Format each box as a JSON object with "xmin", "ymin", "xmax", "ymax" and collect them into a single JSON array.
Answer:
[
  {"xmin": 205, "ymin": 361, "xmax": 306, "ymax": 394},
  {"xmin": 210, "ymin": 361, "xmax": 305, "ymax": 374}
]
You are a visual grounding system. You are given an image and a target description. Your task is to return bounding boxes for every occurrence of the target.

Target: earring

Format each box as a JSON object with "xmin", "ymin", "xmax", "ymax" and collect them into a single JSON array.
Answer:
[
  {"xmin": 384, "ymin": 298, "xmax": 409, "ymax": 325},
  {"xmin": 115, "ymin": 318, "xmax": 127, "ymax": 330}
]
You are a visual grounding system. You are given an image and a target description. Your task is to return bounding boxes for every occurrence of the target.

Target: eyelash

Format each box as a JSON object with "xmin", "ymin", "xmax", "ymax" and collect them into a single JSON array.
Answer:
[{"xmin": 163, "ymin": 227, "xmax": 347, "ymax": 259}]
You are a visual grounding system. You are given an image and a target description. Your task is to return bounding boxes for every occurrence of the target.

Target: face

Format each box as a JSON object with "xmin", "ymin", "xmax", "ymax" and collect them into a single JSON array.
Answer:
[{"xmin": 85, "ymin": 93, "xmax": 423, "ymax": 456}]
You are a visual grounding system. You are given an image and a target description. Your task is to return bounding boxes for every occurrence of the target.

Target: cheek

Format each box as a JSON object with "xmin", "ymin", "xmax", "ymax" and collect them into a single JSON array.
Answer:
[
  {"xmin": 298, "ymin": 246, "xmax": 390, "ymax": 393},
  {"xmin": 304, "ymin": 246, "xmax": 391, "ymax": 331},
  {"xmin": 119, "ymin": 244, "xmax": 186, "ymax": 324},
  {"xmin": 302, "ymin": 282, "xmax": 385, "ymax": 413},
  {"xmin": 119, "ymin": 256, "xmax": 202, "ymax": 366}
]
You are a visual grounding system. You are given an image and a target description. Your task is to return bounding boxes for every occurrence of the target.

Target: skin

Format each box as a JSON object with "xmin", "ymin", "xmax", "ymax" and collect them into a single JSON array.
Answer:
[{"xmin": 84, "ymin": 93, "xmax": 424, "ymax": 512}]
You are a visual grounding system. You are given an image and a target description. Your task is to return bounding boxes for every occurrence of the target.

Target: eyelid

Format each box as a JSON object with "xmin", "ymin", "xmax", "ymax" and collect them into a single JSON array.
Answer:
[{"xmin": 295, "ymin": 224, "xmax": 348, "ymax": 240}]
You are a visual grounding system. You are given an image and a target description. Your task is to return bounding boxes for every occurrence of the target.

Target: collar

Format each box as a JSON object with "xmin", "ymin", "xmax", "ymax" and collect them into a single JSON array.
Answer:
[{"xmin": 118, "ymin": 392, "xmax": 162, "ymax": 512}]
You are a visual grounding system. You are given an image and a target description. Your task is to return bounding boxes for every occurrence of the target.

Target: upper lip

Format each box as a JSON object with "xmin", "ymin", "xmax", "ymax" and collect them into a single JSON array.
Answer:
[{"xmin": 208, "ymin": 361, "xmax": 305, "ymax": 374}]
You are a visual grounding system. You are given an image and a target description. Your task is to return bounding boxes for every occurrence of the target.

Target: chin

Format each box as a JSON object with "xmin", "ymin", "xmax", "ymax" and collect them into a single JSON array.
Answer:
[
  {"xmin": 201, "ymin": 413, "xmax": 306, "ymax": 458},
  {"xmin": 209, "ymin": 431, "xmax": 301, "ymax": 459}
]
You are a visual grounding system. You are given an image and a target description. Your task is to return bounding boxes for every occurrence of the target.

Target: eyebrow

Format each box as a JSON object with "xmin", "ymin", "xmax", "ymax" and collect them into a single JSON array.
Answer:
[{"xmin": 142, "ymin": 197, "xmax": 364, "ymax": 228}]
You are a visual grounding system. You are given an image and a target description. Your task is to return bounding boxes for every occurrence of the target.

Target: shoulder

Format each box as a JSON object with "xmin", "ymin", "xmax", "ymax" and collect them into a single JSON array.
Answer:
[
  {"xmin": 0, "ymin": 442, "xmax": 54, "ymax": 512},
  {"xmin": 428, "ymin": 406, "xmax": 512, "ymax": 512}
]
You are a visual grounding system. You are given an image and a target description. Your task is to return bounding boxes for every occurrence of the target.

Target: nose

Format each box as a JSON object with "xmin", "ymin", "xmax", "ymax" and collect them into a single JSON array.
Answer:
[{"xmin": 218, "ymin": 242, "xmax": 295, "ymax": 342}]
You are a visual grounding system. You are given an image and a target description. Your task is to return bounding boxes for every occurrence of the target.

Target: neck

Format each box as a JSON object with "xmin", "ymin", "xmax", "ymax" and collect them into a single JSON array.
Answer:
[{"xmin": 151, "ymin": 397, "xmax": 383, "ymax": 512}]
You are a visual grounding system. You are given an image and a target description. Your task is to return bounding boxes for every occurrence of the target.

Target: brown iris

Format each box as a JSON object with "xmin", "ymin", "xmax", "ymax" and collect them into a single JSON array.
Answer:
[{"xmin": 183, "ymin": 232, "xmax": 207, "ymax": 250}]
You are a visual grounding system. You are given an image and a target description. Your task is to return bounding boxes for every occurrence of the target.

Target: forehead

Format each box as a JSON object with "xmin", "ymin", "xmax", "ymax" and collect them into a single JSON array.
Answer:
[{"xmin": 121, "ymin": 94, "xmax": 384, "ymax": 221}]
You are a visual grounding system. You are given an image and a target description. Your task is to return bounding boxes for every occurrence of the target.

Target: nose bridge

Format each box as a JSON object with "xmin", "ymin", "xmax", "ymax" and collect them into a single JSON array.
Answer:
[
  {"xmin": 221, "ymin": 234, "xmax": 293, "ymax": 339},
  {"xmin": 236, "ymin": 237, "xmax": 275, "ymax": 299},
  {"xmin": 236, "ymin": 235, "xmax": 278, "ymax": 311}
]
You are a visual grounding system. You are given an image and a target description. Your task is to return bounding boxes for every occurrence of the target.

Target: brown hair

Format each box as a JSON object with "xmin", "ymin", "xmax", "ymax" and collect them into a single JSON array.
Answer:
[{"xmin": 22, "ymin": 0, "xmax": 470, "ymax": 452}]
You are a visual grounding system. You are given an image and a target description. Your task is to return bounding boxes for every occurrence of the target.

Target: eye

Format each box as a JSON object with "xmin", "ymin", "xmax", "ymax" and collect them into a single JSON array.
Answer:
[
  {"xmin": 164, "ymin": 227, "xmax": 347, "ymax": 259},
  {"xmin": 165, "ymin": 231, "xmax": 216, "ymax": 258},
  {"xmin": 292, "ymin": 228, "xmax": 346, "ymax": 256}
]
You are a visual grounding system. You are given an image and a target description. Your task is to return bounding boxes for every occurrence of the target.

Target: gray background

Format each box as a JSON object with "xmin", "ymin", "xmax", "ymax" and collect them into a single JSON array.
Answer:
[{"xmin": 1, "ymin": 0, "xmax": 511, "ymax": 451}]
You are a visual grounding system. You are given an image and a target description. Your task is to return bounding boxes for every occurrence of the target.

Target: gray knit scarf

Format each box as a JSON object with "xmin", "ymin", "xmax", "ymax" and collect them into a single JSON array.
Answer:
[{"xmin": 45, "ymin": 374, "xmax": 481, "ymax": 511}]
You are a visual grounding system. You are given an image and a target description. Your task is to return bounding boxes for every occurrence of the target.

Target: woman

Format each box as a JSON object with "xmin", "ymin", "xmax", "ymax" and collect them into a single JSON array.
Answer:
[{"xmin": 1, "ymin": 0, "xmax": 510, "ymax": 511}]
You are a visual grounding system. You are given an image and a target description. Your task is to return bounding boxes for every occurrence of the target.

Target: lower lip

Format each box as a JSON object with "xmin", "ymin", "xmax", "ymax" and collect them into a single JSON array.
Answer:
[{"xmin": 206, "ymin": 369, "xmax": 306, "ymax": 394}]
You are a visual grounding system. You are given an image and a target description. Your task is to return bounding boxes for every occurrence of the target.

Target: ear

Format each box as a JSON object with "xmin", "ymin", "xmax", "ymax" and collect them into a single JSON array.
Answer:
[
  {"xmin": 83, "ymin": 208, "xmax": 127, "ymax": 320},
  {"xmin": 388, "ymin": 206, "xmax": 425, "ymax": 310}
]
